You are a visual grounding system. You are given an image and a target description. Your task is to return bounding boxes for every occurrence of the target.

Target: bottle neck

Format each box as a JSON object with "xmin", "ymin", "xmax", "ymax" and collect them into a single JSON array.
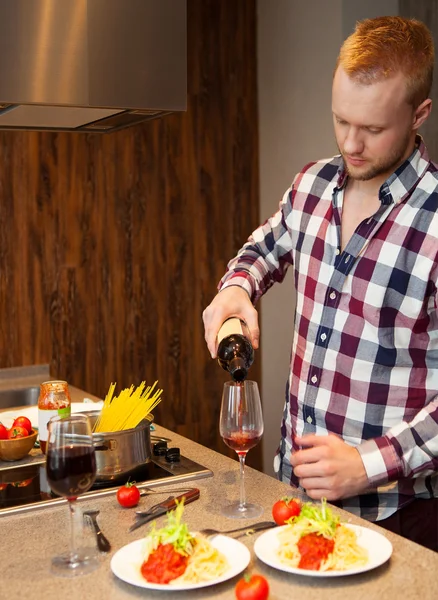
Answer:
[{"xmin": 229, "ymin": 356, "xmax": 247, "ymax": 382}]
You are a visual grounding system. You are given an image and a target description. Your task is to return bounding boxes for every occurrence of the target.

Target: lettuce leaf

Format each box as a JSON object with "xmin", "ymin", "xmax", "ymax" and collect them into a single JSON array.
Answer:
[
  {"xmin": 146, "ymin": 501, "xmax": 195, "ymax": 556},
  {"xmin": 286, "ymin": 498, "xmax": 340, "ymax": 539}
]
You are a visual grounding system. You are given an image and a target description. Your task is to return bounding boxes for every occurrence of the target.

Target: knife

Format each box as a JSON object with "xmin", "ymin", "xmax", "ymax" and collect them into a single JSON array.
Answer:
[{"xmin": 129, "ymin": 487, "xmax": 200, "ymax": 532}]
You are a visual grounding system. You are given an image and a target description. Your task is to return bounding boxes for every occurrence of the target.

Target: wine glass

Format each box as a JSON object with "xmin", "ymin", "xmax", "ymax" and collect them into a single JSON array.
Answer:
[
  {"xmin": 219, "ymin": 380, "xmax": 264, "ymax": 519},
  {"xmin": 46, "ymin": 414, "xmax": 98, "ymax": 577}
]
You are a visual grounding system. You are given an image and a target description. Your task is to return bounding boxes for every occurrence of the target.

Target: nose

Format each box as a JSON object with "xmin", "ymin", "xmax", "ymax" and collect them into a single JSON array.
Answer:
[{"xmin": 343, "ymin": 127, "xmax": 364, "ymax": 155}]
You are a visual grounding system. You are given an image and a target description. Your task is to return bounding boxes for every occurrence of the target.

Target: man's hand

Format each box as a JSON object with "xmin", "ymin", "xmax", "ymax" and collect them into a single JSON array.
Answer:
[
  {"xmin": 290, "ymin": 434, "xmax": 369, "ymax": 501},
  {"xmin": 202, "ymin": 286, "xmax": 259, "ymax": 358}
]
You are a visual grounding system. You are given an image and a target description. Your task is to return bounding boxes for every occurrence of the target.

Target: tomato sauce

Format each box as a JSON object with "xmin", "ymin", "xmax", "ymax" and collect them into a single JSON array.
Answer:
[
  {"xmin": 297, "ymin": 533, "xmax": 335, "ymax": 570},
  {"xmin": 141, "ymin": 543, "xmax": 189, "ymax": 584}
]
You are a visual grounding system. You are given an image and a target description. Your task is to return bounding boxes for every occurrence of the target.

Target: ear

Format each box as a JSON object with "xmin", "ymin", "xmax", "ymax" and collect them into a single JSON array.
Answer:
[{"xmin": 413, "ymin": 99, "xmax": 432, "ymax": 131}]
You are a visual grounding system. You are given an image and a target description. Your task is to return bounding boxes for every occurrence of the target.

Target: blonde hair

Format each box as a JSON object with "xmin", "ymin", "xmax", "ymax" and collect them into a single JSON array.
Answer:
[{"xmin": 336, "ymin": 16, "xmax": 434, "ymax": 107}]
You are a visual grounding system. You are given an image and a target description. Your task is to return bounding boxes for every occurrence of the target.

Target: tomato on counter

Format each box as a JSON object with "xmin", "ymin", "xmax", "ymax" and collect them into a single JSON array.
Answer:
[
  {"xmin": 272, "ymin": 497, "xmax": 301, "ymax": 525},
  {"xmin": 116, "ymin": 481, "xmax": 141, "ymax": 508},
  {"xmin": 235, "ymin": 573, "xmax": 270, "ymax": 600}
]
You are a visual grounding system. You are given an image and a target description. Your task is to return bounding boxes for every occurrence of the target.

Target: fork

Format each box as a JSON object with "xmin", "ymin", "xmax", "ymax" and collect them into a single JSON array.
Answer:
[
  {"xmin": 199, "ymin": 521, "xmax": 276, "ymax": 538},
  {"xmin": 139, "ymin": 486, "xmax": 195, "ymax": 497},
  {"xmin": 83, "ymin": 509, "xmax": 112, "ymax": 553}
]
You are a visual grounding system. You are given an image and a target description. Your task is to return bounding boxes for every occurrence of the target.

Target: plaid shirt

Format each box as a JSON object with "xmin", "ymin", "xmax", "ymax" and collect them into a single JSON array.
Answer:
[{"xmin": 219, "ymin": 136, "xmax": 438, "ymax": 521}]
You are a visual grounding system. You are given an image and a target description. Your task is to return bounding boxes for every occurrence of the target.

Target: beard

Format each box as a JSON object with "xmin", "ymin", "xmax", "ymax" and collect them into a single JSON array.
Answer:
[{"xmin": 339, "ymin": 129, "xmax": 413, "ymax": 182}]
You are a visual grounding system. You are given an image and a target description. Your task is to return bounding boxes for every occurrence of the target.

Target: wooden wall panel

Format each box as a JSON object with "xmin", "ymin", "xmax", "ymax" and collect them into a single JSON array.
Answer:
[{"xmin": 0, "ymin": 0, "xmax": 262, "ymax": 468}]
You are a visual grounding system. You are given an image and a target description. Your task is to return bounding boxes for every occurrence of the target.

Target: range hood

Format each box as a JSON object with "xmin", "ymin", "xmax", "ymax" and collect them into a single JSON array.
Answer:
[{"xmin": 0, "ymin": 0, "xmax": 186, "ymax": 133}]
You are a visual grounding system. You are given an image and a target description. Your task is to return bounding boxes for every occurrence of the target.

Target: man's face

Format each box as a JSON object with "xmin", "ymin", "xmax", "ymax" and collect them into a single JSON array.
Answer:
[{"xmin": 332, "ymin": 67, "xmax": 416, "ymax": 182}]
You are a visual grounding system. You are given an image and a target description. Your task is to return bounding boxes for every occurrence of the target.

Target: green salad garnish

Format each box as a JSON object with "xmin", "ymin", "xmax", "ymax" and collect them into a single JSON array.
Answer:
[
  {"xmin": 147, "ymin": 501, "xmax": 195, "ymax": 556},
  {"xmin": 286, "ymin": 498, "xmax": 340, "ymax": 539}
]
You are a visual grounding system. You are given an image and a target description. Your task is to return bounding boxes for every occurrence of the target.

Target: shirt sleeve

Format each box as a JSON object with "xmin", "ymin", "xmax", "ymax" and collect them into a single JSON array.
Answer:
[
  {"xmin": 357, "ymin": 397, "xmax": 438, "ymax": 486},
  {"xmin": 219, "ymin": 186, "xmax": 295, "ymax": 303}
]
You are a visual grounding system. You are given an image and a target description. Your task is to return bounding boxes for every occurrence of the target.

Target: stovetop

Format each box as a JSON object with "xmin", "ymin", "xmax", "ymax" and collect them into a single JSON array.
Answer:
[{"xmin": 0, "ymin": 452, "xmax": 213, "ymax": 517}]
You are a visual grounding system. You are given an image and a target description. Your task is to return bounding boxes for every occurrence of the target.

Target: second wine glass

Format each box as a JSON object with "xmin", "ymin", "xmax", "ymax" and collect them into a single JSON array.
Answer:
[{"xmin": 219, "ymin": 380, "xmax": 264, "ymax": 519}]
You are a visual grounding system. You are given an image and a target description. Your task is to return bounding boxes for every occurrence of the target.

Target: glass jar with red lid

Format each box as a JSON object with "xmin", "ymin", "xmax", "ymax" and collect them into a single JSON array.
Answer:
[{"xmin": 38, "ymin": 380, "xmax": 71, "ymax": 454}]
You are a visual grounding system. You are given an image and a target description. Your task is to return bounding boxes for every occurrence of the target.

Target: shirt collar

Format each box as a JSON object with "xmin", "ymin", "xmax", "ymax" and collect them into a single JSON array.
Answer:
[{"xmin": 335, "ymin": 135, "xmax": 430, "ymax": 205}]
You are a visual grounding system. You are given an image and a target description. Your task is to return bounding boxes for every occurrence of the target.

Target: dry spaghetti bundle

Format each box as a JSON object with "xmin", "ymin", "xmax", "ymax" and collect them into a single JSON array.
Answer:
[{"xmin": 92, "ymin": 380, "xmax": 163, "ymax": 433}]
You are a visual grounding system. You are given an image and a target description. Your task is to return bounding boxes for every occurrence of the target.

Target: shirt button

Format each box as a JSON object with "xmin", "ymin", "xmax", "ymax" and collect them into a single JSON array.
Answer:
[
  {"xmin": 320, "ymin": 333, "xmax": 327, "ymax": 342},
  {"xmin": 345, "ymin": 255, "xmax": 350, "ymax": 263},
  {"xmin": 330, "ymin": 291, "xmax": 336, "ymax": 300},
  {"xmin": 311, "ymin": 375, "xmax": 318, "ymax": 384},
  {"xmin": 306, "ymin": 415, "xmax": 313, "ymax": 424},
  {"xmin": 335, "ymin": 248, "xmax": 340, "ymax": 255}
]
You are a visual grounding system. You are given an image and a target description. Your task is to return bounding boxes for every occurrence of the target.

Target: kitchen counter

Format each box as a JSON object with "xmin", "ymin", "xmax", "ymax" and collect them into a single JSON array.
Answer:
[{"xmin": 0, "ymin": 373, "xmax": 437, "ymax": 599}]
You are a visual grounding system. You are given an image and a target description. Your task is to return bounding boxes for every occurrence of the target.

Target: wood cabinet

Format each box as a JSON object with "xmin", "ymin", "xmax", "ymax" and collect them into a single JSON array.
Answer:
[{"xmin": 0, "ymin": 0, "xmax": 262, "ymax": 468}]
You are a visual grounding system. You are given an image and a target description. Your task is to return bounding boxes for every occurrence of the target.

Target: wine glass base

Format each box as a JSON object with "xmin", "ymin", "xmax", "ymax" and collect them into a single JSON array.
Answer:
[
  {"xmin": 221, "ymin": 501, "xmax": 264, "ymax": 519},
  {"xmin": 51, "ymin": 548, "xmax": 100, "ymax": 577}
]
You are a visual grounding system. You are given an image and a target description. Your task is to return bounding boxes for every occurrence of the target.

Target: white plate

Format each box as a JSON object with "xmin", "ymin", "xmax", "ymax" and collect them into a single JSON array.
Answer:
[
  {"xmin": 254, "ymin": 524, "xmax": 393, "ymax": 577},
  {"xmin": 0, "ymin": 402, "xmax": 103, "ymax": 428},
  {"xmin": 110, "ymin": 534, "xmax": 251, "ymax": 591}
]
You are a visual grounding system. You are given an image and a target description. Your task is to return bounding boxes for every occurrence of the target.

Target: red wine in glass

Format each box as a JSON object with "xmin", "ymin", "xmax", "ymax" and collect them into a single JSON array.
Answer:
[
  {"xmin": 46, "ymin": 414, "xmax": 98, "ymax": 577},
  {"xmin": 222, "ymin": 431, "xmax": 262, "ymax": 454},
  {"xmin": 46, "ymin": 445, "xmax": 96, "ymax": 500},
  {"xmin": 220, "ymin": 380, "xmax": 264, "ymax": 519}
]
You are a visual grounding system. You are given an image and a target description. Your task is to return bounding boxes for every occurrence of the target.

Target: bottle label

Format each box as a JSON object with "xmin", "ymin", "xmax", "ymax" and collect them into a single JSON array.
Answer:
[
  {"xmin": 38, "ymin": 406, "xmax": 72, "ymax": 442},
  {"xmin": 217, "ymin": 317, "xmax": 244, "ymax": 343}
]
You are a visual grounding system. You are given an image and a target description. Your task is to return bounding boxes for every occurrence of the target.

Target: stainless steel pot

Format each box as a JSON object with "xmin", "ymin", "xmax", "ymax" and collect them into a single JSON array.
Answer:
[{"xmin": 86, "ymin": 411, "xmax": 153, "ymax": 482}]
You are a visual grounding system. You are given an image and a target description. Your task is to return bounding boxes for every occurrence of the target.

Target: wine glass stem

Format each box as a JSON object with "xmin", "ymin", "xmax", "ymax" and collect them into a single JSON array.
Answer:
[
  {"xmin": 68, "ymin": 499, "xmax": 79, "ymax": 560},
  {"xmin": 238, "ymin": 452, "xmax": 247, "ymax": 509}
]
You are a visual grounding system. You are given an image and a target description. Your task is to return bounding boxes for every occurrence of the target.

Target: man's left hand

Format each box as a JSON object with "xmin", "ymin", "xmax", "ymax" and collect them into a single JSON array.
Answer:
[{"xmin": 290, "ymin": 434, "xmax": 369, "ymax": 501}]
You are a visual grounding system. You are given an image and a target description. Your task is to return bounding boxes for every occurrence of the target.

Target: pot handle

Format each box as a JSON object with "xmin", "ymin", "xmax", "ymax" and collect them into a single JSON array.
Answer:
[{"xmin": 92, "ymin": 436, "xmax": 118, "ymax": 451}]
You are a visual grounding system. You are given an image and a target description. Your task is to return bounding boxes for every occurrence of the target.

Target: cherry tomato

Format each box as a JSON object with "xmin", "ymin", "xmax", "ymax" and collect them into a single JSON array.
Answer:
[
  {"xmin": 235, "ymin": 573, "xmax": 269, "ymax": 600},
  {"xmin": 272, "ymin": 497, "xmax": 301, "ymax": 525},
  {"xmin": 12, "ymin": 416, "xmax": 32, "ymax": 434},
  {"xmin": 7, "ymin": 425, "xmax": 29, "ymax": 439},
  {"xmin": 0, "ymin": 423, "xmax": 8, "ymax": 440},
  {"xmin": 0, "ymin": 483, "xmax": 8, "ymax": 492},
  {"xmin": 116, "ymin": 481, "xmax": 141, "ymax": 508},
  {"xmin": 11, "ymin": 478, "xmax": 34, "ymax": 488}
]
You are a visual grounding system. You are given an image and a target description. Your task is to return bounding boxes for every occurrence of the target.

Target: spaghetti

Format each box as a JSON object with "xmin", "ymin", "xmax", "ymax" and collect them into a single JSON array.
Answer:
[
  {"xmin": 174, "ymin": 535, "xmax": 229, "ymax": 584},
  {"xmin": 141, "ymin": 502, "xmax": 229, "ymax": 585},
  {"xmin": 277, "ymin": 499, "xmax": 368, "ymax": 572},
  {"xmin": 92, "ymin": 381, "xmax": 163, "ymax": 433}
]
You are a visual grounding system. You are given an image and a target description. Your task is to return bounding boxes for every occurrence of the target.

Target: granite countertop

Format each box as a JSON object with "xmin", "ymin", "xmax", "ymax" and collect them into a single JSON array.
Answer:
[{"xmin": 0, "ymin": 369, "xmax": 437, "ymax": 599}]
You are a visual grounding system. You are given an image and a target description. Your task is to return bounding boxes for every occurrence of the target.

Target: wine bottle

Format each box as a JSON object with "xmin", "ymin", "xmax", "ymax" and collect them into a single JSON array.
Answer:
[{"xmin": 217, "ymin": 318, "xmax": 254, "ymax": 382}]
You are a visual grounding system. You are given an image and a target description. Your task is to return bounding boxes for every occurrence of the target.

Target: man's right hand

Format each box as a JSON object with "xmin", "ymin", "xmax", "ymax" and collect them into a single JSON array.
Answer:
[{"xmin": 202, "ymin": 286, "xmax": 260, "ymax": 358}]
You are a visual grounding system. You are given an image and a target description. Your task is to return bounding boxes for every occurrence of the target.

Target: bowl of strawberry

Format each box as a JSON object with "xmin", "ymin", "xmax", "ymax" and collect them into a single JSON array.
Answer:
[{"xmin": 0, "ymin": 416, "xmax": 38, "ymax": 461}]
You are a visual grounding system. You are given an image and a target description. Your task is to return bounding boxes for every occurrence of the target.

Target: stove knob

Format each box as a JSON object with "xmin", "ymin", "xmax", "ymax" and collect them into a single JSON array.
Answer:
[
  {"xmin": 165, "ymin": 447, "xmax": 181, "ymax": 463},
  {"xmin": 153, "ymin": 441, "xmax": 168, "ymax": 456}
]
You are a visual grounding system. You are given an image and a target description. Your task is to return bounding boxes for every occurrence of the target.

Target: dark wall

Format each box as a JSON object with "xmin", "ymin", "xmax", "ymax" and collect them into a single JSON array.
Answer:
[
  {"xmin": 0, "ymin": 0, "xmax": 262, "ymax": 467},
  {"xmin": 399, "ymin": 0, "xmax": 438, "ymax": 161}
]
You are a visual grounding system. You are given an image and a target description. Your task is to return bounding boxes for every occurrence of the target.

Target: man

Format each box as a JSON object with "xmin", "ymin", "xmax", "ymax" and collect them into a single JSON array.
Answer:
[{"xmin": 203, "ymin": 16, "xmax": 438, "ymax": 551}]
